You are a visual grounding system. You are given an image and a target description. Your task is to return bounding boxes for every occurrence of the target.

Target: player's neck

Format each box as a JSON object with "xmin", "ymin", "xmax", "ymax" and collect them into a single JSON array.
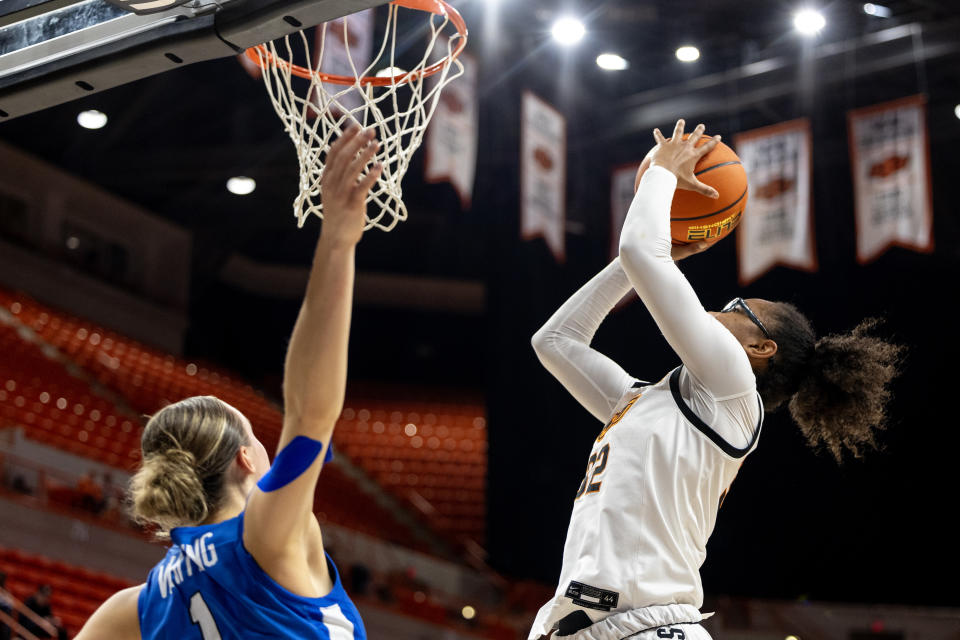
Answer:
[{"xmin": 201, "ymin": 478, "xmax": 255, "ymax": 526}]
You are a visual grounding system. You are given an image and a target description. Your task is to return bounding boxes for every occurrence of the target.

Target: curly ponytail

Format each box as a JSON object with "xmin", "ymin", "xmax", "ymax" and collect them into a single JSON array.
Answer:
[
  {"xmin": 789, "ymin": 320, "xmax": 903, "ymax": 460},
  {"xmin": 129, "ymin": 396, "xmax": 248, "ymax": 537},
  {"xmin": 756, "ymin": 304, "xmax": 903, "ymax": 461}
]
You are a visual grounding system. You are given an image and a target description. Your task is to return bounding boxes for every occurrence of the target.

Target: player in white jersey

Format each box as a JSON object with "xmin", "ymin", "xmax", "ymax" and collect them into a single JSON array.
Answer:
[{"xmin": 528, "ymin": 120, "xmax": 902, "ymax": 640}]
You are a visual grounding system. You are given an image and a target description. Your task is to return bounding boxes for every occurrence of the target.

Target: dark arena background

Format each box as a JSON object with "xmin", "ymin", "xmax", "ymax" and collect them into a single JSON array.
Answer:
[{"xmin": 1, "ymin": 0, "xmax": 959, "ymax": 638}]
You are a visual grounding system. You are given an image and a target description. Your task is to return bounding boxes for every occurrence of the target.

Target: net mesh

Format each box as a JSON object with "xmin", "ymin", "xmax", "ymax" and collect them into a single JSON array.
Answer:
[{"xmin": 250, "ymin": 3, "xmax": 466, "ymax": 231}]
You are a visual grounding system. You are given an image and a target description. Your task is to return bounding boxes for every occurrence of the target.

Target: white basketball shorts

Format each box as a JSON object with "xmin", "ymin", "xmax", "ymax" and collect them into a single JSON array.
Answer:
[{"xmin": 546, "ymin": 604, "xmax": 713, "ymax": 640}]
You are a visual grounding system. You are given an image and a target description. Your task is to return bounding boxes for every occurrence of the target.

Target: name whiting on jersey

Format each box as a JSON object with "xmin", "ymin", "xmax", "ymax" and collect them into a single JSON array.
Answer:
[{"xmin": 157, "ymin": 532, "xmax": 219, "ymax": 598}]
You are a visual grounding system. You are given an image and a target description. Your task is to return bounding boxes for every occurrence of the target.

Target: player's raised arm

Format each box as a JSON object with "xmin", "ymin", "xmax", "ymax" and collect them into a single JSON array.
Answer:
[
  {"xmin": 618, "ymin": 120, "xmax": 755, "ymax": 399},
  {"xmin": 531, "ymin": 260, "xmax": 638, "ymax": 422},
  {"xmin": 243, "ymin": 127, "xmax": 381, "ymax": 569}
]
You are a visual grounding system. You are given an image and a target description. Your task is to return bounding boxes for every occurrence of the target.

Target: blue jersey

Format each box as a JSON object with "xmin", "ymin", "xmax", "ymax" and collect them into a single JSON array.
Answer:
[{"xmin": 138, "ymin": 513, "xmax": 366, "ymax": 639}]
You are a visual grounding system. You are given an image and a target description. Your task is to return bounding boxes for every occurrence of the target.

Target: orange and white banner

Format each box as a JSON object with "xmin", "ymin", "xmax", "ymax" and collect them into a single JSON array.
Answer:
[
  {"xmin": 521, "ymin": 92, "xmax": 566, "ymax": 262},
  {"xmin": 311, "ymin": 8, "xmax": 376, "ymax": 114},
  {"xmin": 734, "ymin": 119, "xmax": 817, "ymax": 286},
  {"xmin": 610, "ymin": 163, "xmax": 641, "ymax": 260},
  {"xmin": 848, "ymin": 95, "xmax": 933, "ymax": 264},
  {"xmin": 424, "ymin": 49, "xmax": 477, "ymax": 209}
]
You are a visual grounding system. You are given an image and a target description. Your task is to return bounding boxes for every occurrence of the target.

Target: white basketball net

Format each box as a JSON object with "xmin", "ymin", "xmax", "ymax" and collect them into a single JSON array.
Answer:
[{"xmin": 250, "ymin": 3, "xmax": 466, "ymax": 231}]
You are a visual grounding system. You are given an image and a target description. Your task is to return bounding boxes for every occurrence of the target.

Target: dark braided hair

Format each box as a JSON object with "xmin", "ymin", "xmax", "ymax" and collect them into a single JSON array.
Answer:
[{"xmin": 756, "ymin": 303, "xmax": 903, "ymax": 461}]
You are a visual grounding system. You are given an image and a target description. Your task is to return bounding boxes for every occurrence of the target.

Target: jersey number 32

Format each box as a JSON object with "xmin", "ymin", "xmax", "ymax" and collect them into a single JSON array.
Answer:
[{"xmin": 575, "ymin": 444, "xmax": 611, "ymax": 500}]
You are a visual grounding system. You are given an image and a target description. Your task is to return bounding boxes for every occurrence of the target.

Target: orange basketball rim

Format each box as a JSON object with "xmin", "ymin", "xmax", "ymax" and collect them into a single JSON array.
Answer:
[{"xmin": 244, "ymin": 0, "xmax": 469, "ymax": 86}]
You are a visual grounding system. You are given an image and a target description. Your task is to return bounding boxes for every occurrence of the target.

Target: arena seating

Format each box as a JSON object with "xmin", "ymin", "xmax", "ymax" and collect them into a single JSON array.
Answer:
[
  {"xmin": 0, "ymin": 317, "xmax": 423, "ymax": 550},
  {"xmin": 0, "ymin": 545, "xmax": 522, "ymax": 639},
  {"xmin": 0, "ymin": 286, "xmax": 487, "ymax": 549},
  {"xmin": 335, "ymin": 404, "xmax": 487, "ymax": 545},
  {"xmin": 0, "ymin": 322, "xmax": 140, "ymax": 469},
  {"xmin": 0, "ymin": 545, "xmax": 132, "ymax": 635}
]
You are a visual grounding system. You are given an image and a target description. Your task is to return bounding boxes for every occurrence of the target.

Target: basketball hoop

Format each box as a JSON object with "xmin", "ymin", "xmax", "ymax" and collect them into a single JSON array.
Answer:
[{"xmin": 245, "ymin": 0, "xmax": 468, "ymax": 231}]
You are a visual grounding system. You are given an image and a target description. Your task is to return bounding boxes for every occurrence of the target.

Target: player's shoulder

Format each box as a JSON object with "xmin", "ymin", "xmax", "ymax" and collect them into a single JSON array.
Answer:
[{"xmin": 75, "ymin": 584, "xmax": 144, "ymax": 640}]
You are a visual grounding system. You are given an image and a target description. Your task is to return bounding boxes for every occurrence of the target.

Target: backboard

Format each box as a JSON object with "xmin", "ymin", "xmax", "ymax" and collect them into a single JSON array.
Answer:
[{"xmin": 0, "ymin": 0, "xmax": 390, "ymax": 120}]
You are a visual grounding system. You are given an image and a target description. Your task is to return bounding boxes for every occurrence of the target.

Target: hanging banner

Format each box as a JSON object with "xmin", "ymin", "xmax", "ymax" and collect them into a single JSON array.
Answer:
[
  {"xmin": 848, "ymin": 95, "xmax": 934, "ymax": 264},
  {"xmin": 733, "ymin": 119, "xmax": 817, "ymax": 286},
  {"xmin": 310, "ymin": 8, "xmax": 376, "ymax": 115},
  {"xmin": 424, "ymin": 46, "xmax": 478, "ymax": 209},
  {"xmin": 521, "ymin": 92, "xmax": 566, "ymax": 262},
  {"xmin": 610, "ymin": 162, "xmax": 642, "ymax": 260}
]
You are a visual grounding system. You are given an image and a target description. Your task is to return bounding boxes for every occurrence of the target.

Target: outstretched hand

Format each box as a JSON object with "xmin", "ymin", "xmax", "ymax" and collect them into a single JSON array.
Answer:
[
  {"xmin": 650, "ymin": 119, "xmax": 721, "ymax": 199},
  {"xmin": 320, "ymin": 126, "xmax": 382, "ymax": 247}
]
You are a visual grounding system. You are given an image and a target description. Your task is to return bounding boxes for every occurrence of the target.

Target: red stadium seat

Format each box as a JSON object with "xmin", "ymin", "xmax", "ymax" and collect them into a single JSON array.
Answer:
[
  {"xmin": 1, "ymin": 286, "xmax": 487, "ymax": 550},
  {"xmin": 0, "ymin": 545, "xmax": 134, "ymax": 636}
]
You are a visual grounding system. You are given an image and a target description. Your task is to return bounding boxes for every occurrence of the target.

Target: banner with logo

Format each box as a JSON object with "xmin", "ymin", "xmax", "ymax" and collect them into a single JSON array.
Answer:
[
  {"xmin": 848, "ymin": 95, "xmax": 934, "ymax": 264},
  {"xmin": 424, "ymin": 47, "xmax": 478, "ymax": 209},
  {"xmin": 310, "ymin": 8, "xmax": 376, "ymax": 115},
  {"xmin": 610, "ymin": 163, "xmax": 642, "ymax": 260},
  {"xmin": 733, "ymin": 119, "xmax": 817, "ymax": 285},
  {"xmin": 521, "ymin": 92, "xmax": 566, "ymax": 262}
]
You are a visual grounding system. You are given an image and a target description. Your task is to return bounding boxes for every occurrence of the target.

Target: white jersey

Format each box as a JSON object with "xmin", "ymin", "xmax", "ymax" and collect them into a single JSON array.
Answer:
[
  {"xmin": 529, "ymin": 166, "xmax": 767, "ymax": 638},
  {"xmin": 528, "ymin": 367, "xmax": 762, "ymax": 638}
]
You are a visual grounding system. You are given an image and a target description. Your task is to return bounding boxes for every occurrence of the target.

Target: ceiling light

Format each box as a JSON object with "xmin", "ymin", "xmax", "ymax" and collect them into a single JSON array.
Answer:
[
  {"xmin": 77, "ymin": 110, "xmax": 107, "ymax": 129},
  {"xmin": 596, "ymin": 53, "xmax": 629, "ymax": 71},
  {"xmin": 461, "ymin": 605, "xmax": 476, "ymax": 620},
  {"xmin": 863, "ymin": 3, "xmax": 892, "ymax": 17},
  {"xmin": 551, "ymin": 17, "xmax": 585, "ymax": 45},
  {"xmin": 954, "ymin": 104, "xmax": 960, "ymax": 120},
  {"xmin": 794, "ymin": 9, "xmax": 826, "ymax": 35},
  {"xmin": 375, "ymin": 66, "xmax": 407, "ymax": 79},
  {"xmin": 675, "ymin": 46, "xmax": 700, "ymax": 62},
  {"xmin": 226, "ymin": 176, "xmax": 256, "ymax": 195}
]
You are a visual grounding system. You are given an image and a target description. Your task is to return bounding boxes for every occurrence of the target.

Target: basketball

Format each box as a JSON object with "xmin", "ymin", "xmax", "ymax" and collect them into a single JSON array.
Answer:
[{"xmin": 634, "ymin": 134, "xmax": 748, "ymax": 246}]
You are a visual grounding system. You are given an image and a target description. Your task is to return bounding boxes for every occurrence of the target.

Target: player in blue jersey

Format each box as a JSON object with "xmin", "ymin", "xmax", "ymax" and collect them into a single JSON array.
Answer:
[{"xmin": 75, "ymin": 127, "xmax": 383, "ymax": 640}]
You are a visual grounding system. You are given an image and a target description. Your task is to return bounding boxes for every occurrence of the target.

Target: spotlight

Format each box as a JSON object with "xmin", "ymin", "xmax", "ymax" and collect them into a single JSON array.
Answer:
[
  {"xmin": 77, "ymin": 110, "xmax": 107, "ymax": 129},
  {"xmin": 461, "ymin": 605, "xmax": 476, "ymax": 620},
  {"xmin": 675, "ymin": 46, "xmax": 700, "ymax": 62},
  {"xmin": 551, "ymin": 17, "xmax": 585, "ymax": 45},
  {"xmin": 794, "ymin": 9, "xmax": 826, "ymax": 35},
  {"xmin": 596, "ymin": 53, "xmax": 629, "ymax": 71},
  {"xmin": 954, "ymin": 104, "xmax": 960, "ymax": 120},
  {"xmin": 226, "ymin": 176, "xmax": 256, "ymax": 195},
  {"xmin": 376, "ymin": 66, "xmax": 407, "ymax": 79},
  {"xmin": 863, "ymin": 3, "xmax": 892, "ymax": 17}
]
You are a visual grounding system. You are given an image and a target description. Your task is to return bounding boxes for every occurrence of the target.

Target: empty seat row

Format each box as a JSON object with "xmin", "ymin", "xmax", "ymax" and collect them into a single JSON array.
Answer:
[{"xmin": 2, "ymin": 287, "xmax": 487, "ymax": 549}]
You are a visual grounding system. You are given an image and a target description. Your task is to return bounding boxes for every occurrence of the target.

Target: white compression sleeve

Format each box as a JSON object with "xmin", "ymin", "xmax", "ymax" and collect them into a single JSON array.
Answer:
[
  {"xmin": 531, "ymin": 259, "xmax": 637, "ymax": 423},
  {"xmin": 618, "ymin": 165, "xmax": 756, "ymax": 402}
]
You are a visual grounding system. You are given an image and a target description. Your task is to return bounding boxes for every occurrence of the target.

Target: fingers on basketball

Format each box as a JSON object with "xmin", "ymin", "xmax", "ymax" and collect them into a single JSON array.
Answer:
[
  {"xmin": 672, "ymin": 119, "xmax": 686, "ymax": 139},
  {"xmin": 697, "ymin": 134, "xmax": 721, "ymax": 158},
  {"xmin": 687, "ymin": 123, "xmax": 707, "ymax": 146},
  {"xmin": 693, "ymin": 178, "xmax": 720, "ymax": 199}
]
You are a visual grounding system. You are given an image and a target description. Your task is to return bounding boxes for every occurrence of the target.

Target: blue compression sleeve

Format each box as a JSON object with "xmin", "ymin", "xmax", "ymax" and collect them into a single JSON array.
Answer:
[{"xmin": 257, "ymin": 435, "xmax": 332, "ymax": 492}]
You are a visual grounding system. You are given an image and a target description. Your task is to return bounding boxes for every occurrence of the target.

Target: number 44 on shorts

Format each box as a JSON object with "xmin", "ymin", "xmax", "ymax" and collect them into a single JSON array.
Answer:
[{"xmin": 656, "ymin": 629, "xmax": 685, "ymax": 639}]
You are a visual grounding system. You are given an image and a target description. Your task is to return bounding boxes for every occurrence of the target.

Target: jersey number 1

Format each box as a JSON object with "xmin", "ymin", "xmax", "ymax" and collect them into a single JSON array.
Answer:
[{"xmin": 189, "ymin": 592, "xmax": 223, "ymax": 640}]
